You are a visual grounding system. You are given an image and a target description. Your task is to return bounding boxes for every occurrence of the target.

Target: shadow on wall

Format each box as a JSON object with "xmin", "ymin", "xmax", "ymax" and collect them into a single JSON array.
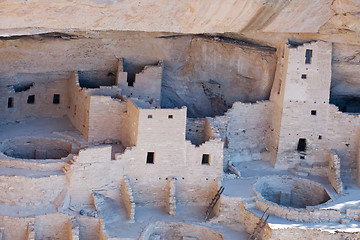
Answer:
[
  {"xmin": 78, "ymin": 70, "xmax": 117, "ymax": 88},
  {"xmin": 330, "ymin": 96, "xmax": 360, "ymax": 113}
]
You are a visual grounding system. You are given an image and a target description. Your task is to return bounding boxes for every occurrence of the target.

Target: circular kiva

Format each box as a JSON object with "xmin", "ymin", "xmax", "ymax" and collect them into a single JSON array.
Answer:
[
  {"xmin": 1, "ymin": 137, "xmax": 72, "ymax": 160},
  {"xmin": 254, "ymin": 175, "xmax": 331, "ymax": 208}
]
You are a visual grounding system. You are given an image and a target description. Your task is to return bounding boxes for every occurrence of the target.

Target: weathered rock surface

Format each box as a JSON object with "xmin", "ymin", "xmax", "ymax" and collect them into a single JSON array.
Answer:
[{"xmin": 0, "ymin": 0, "xmax": 336, "ymax": 35}]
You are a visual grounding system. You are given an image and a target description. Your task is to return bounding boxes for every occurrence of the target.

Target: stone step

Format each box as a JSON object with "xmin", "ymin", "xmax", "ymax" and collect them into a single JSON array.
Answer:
[
  {"xmin": 298, "ymin": 161, "xmax": 311, "ymax": 167},
  {"xmin": 295, "ymin": 163, "xmax": 311, "ymax": 171},
  {"xmin": 288, "ymin": 167, "xmax": 309, "ymax": 177},
  {"xmin": 312, "ymin": 162, "xmax": 328, "ymax": 168}
]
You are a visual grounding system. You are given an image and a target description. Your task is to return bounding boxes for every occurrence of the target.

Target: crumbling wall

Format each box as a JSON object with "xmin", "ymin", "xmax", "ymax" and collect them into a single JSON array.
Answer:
[
  {"xmin": 88, "ymin": 96, "xmax": 127, "ymax": 143},
  {"xmin": 328, "ymin": 150, "xmax": 343, "ymax": 194},
  {"xmin": 118, "ymin": 62, "xmax": 162, "ymax": 106},
  {"xmin": 34, "ymin": 213, "xmax": 72, "ymax": 240},
  {"xmin": 186, "ymin": 118, "xmax": 206, "ymax": 145},
  {"xmin": 67, "ymin": 72, "xmax": 91, "ymax": 140},
  {"xmin": 69, "ymin": 146, "xmax": 123, "ymax": 205},
  {"xmin": 0, "ymin": 77, "xmax": 69, "ymax": 122}
]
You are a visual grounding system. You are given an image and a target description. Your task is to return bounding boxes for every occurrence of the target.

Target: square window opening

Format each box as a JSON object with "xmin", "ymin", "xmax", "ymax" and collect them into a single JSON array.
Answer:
[
  {"xmin": 305, "ymin": 49, "xmax": 313, "ymax": 64},
  {"xmin": 318, "ymin": 135, "xmax": 322, "ymax": 140},
  {"xmin": 27, "ymin": 95, "xmax": 35, "ymax": 104},
  {"xmin": 311, "ymin": 110, "xmax": 317, "ymax": 115},
  {"xmin": 146, "ymin": 152, "xmax": 154, "ymax": 164},
  {"xmin": 300, "ymin": 156, "xmax": 305, "ymax": 160},
  {"xmin": 297, "ymin": 138, "xmax": 307, "ymax": 152},
  {"xmin": 202, "ymin": 154, "xmax": 210, "ymax": 165},
  {"xmin": 7, "ymin": 97, "xmax": 14, "ymax": 108},
  {"xmin": 148, "ymin": 114, "xmax": 152, "ymax": 119},
  {"xmin": 53, "ymin": 94, "xmax": 60, "ymax": 104},
  {"xmin": 168, "ymin": 115, "xmax": 173, "ymax": 119},
  {"xmin": 301, "ymin": 74, "xmax": 307, "ymax": 79}
]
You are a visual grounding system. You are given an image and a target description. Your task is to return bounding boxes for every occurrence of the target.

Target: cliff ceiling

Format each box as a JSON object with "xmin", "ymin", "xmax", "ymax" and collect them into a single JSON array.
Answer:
[{"xmin": 0, "ymin": 0, "xmax": 359, "ymax": 116}]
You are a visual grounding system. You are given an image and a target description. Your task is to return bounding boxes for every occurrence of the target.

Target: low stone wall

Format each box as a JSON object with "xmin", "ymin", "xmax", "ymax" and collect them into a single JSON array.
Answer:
[
  {"xmin": 328, "ymin": 150, "xmax": 343, "ymax": 194},
  {"xmin": 121, "ymin": 176, "xmax": 135, "ymax": 222},
  {"xmin": 270, "ymin": 227, "xmax": 360, "ymax": 240},
  {"xmin": 166, "ymin": 178, "xmax": 176, "ymax": 216},
  {"xmin": 255, "ymin": 199, "xmax": 341, "ymax": 223},
  {"xmin": 139, "ymin": 222, "xmax": 224, "ymax": 240},
  {"xmin": 346, "ymin": 209, "xmax": 360, "ymax": 221}
]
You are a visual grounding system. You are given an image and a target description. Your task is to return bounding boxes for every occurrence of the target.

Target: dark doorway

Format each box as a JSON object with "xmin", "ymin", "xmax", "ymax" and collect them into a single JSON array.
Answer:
[
  {"xmin": 305, "ymin": 49, "xmax": 312, "ymax": 64},
  {"xmin": 53, "ymin": 94, "xmax": 60, "ymax": 104},
  {"xmin": 297, "ymin": 138, "xmax": 306, "ymax": 152},
  {"xmin": 8, "ymin": 97, "xmax": 14, "ymax": 108},
  {"xmin": 202, "ymin": 154, "xmax": 210, "ymax": 165},
  {"xmin": 146, "ymin": 152, "xmax": 155, "ymax": 164},
  {"xmin": 127, "ymin": 73, "xmax": 136, "ymax": 87},
  {"xmin": 27, "ymin": 95, "xmax": 35, "ymax": 104}
]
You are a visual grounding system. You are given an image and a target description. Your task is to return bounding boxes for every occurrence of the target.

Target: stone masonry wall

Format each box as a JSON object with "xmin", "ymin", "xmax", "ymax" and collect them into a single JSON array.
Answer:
[
  {"xmin": 120, "ymin": 100, "xmax": 139, "ymax": 148},
  {"xmin": 327, "ymin": 105, "xmax": 360, "ymax": 181},
  {"xmin": 69, "ymin": 146, "xmax": 123, "ymax": 205},
  {"xmin": 67, "ymin": 72, "xmax": 90, "ymax": 140},
  {"xmin": 121, "ymin": 176, "xmax": 135, "ymax": 222},
  {"xmin": 328, "ymin": 150, "xmax": 343, "ymax": 194},
  {"xmin": 166, "ymin": 177, "xmax": 176, "ymax": 216},
  {"xmin": 274, "ymin": 41, "xmax": 333, "ymax": 169},
  {"xmin": 0, "ymin": 78, "xmax": 69, "ymax": 122},
  {"xmin": 186, "ymin": 118, "xmax": 206, "ymax": 145},
  {"xmin": 226, "ymin": 101, "xmax": 270, "ymax": 162},
  {"xmin": 118, "ymin": 63, "xmax": 162, "ymax": 106},
  {"xmin": 88, "ymin": 95, "xmax": 127, "ymax": 143}
]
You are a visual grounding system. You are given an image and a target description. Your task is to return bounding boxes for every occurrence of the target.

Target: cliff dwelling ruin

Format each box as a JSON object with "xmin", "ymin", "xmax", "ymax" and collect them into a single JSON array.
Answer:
[{"xmin": 0, "ymin": 1, "xmax": 360, "ymax": 239}]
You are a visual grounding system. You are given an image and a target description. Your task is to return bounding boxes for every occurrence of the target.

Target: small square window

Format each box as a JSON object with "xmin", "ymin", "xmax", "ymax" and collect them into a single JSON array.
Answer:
[
  {"xmin": 146, "ymin": 152, "xmax": 154, "ymax": 164},
  {"xmin": 202, "ymin": 154, "xmax": 210, "ymax": 165},
  {"xmin": 318, "ymin": 135, "xmax": 322, "ymax": 140},
  {"xmin": 148, "ymin": 115, "xmax": 152, "ymax": 119},
  {"xmin": 53, "ymin": 94, "xmax": 60, "ymax": 104},
  {"xmin": 168, "ymin": 115, "xmax": 173, "ymax": 119},
  {"xmin": 27, "ymin": 95, "xmax": 35, "ymax": 104},
  {"xmin": 300, "ymin": 156, "xmax": 305, "ymax": 160},
  {"xmin": 7, "ymin": 97, "xmax": 14, "ymax": 108},
  {"xmin": 301, "ymin": 74, "xmax": 307, "ymax": 79},
  {"xmin": 311, "ymin": 110, "xmax": 317, "ymax": 115}
]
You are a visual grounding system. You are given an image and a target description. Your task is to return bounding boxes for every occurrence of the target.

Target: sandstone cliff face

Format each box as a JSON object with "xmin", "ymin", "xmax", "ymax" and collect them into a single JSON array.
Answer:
[
  {"xmin": 0, "ymin": 32, "xmax": 277, "ymax": 117},
  {"xmin": 0, "ymin": 0, "xmax": 336, "ymax": 35}
]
